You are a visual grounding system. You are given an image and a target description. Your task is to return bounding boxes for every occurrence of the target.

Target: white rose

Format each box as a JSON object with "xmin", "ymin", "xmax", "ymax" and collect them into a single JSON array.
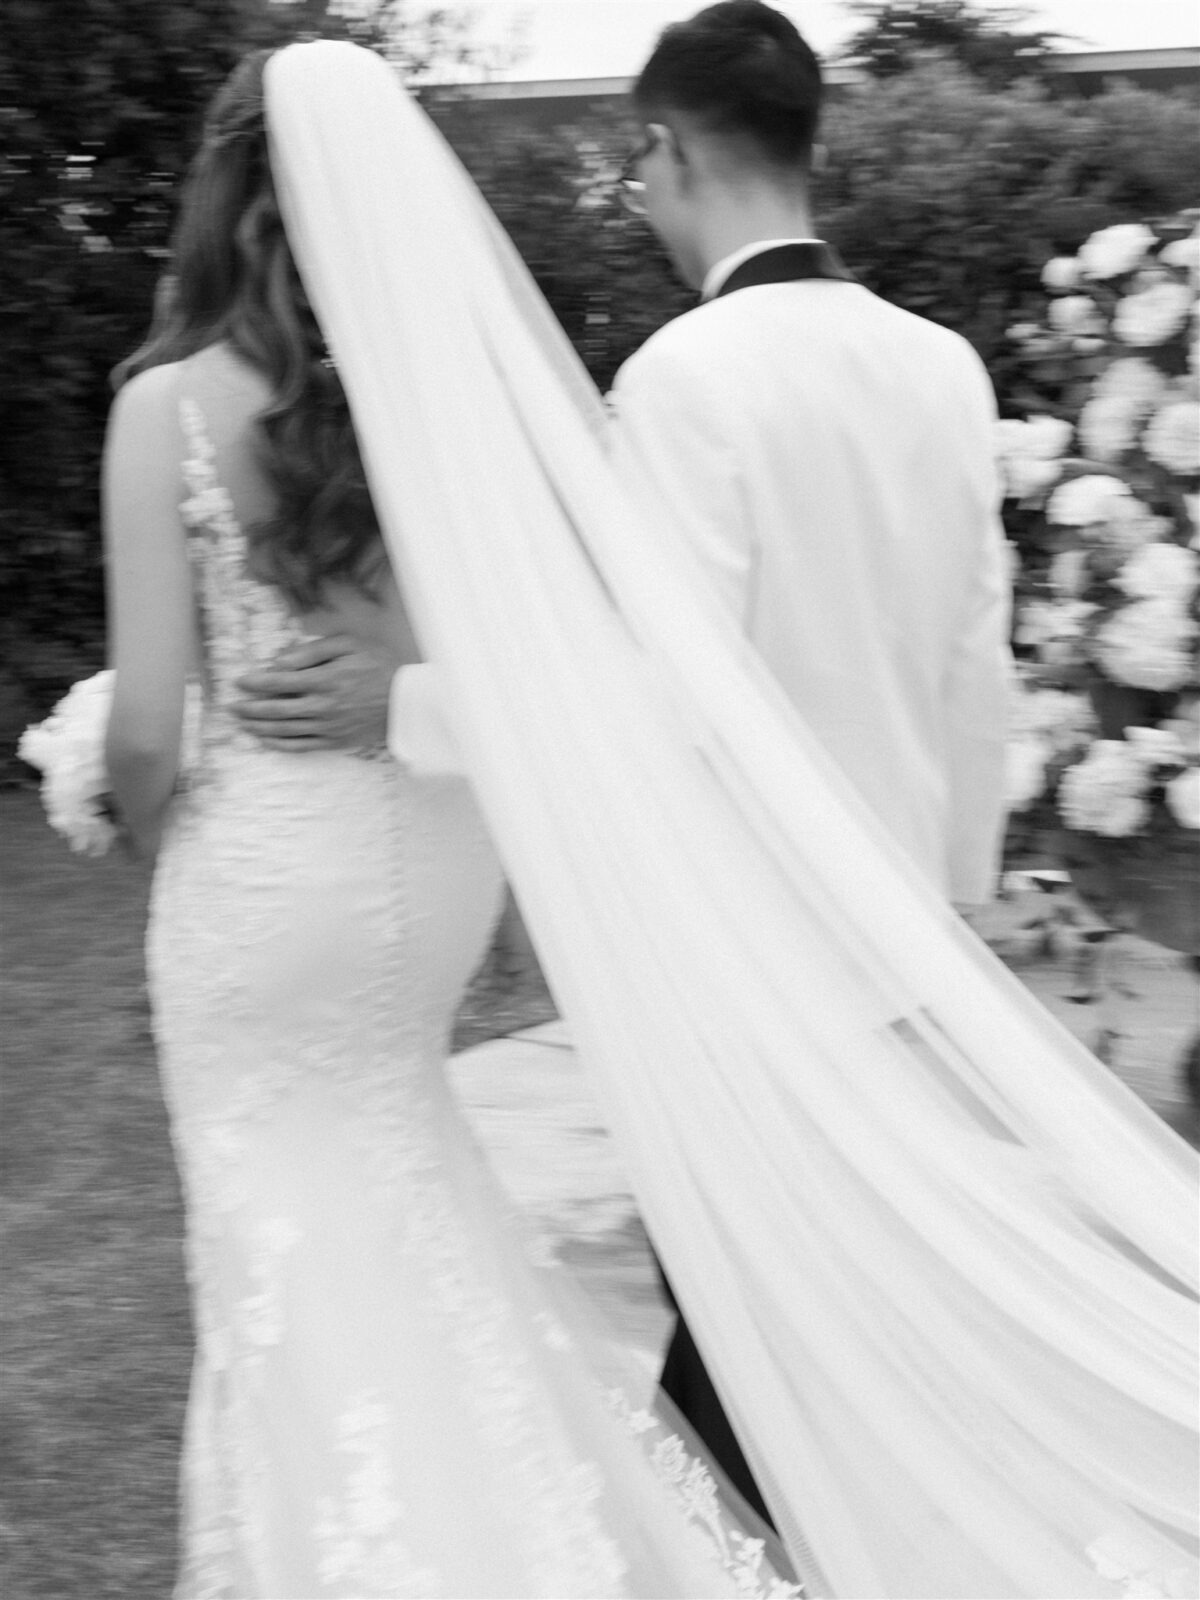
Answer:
[
  {"xmin": 994, "ymin": 416, "xmax": 1072, "ymax": 500},
  {"xmin": 1002, "ymin": 455, "xmax": 1062, "ymax": 500},
  {"xmin": 1047, "ymin": 694, "xmax": 1097, "ymax": 751},
  {"xmin": 1166, "ymin": 768, "xmax": 1200, "ymax": 828},
  {"xmin": 1113, "ymin": 541, "xmax": 1200, "ymax": 604},
  {"xmin": 1095, "ymin": 598, "xmax": 1198, "ymax": 691},
  {"xmin": 1015, "ymin": 599, "xmax": 1095, "ymax": 665},
  {"xmin": 1078, "ymin": 222, "xmax": 1156, "ymax": 281},
  {"xmin": 1058, "ymin": 740, "xmax": 1150, "ymax": 836},
  {"xmin": 1113, "ymin": 281, "xmax": 1193, "ymax": 348},
  {"xmin": 1124, "ymin": 725, "xmax": 1189, "ymax": 768},
  {"xmin": 1095, "ymin": 356, "xmax": 1168, "ymax": 417},
  {"xmin": 1005, "ymin": 735, "xmax": 1052, "ymax": 810},
  {"xmin": 1009, "ymin": 682, "xmax": 1093, "ymax": 742},
  {"xmin": 1047, "ymin": 295, "xmax": 1104, "ymax": 337},
  {"xmin": 1078, "ymin": 394, "xmax": 1139, "ymax": 462},
  {"xmin": 1010, "ymin": 688, "xmax": 1096, "ymax": 769},
  {"xmin": 1143, "ymin": 400, "xmax": 1200, "ymax": 475},
  {"xmin": 1023, "ymin": 414, "xmax": 1075, "ymax": 460},
  {"xmin": 1041, "ymin": 256, "xmax": 1083, "ymax": 292},
  {"xmin": 1046, "ymin": 474, "xmax": 1135, "ymax": 526},
  {"xmin": 1159, "ymin": 229, "xmax": 1200, "ymax": 279}
]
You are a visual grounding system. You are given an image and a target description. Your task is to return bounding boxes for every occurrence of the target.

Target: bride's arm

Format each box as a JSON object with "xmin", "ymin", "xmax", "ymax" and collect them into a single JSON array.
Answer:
[{"xmin": 103, "ymin": 365, "xmax": 194, "ymax": 858}]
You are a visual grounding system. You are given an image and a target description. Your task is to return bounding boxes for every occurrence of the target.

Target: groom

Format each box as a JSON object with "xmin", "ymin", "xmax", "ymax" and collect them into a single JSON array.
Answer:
[{"xmin": 235, "ymin": 0, "xmax": 1012, "ymax": 1523}]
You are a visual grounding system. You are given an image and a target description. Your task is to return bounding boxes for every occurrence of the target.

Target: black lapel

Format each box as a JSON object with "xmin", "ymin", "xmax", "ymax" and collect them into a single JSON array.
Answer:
[{"xmin": 715, "ymin": 242, "xmax": 855, "ymax": 299}]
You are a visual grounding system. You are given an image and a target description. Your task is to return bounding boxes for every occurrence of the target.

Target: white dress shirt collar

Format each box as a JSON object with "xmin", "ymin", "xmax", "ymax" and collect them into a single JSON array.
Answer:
[{"xmin": 700, "ymin": 237, "xmax": 825, "ymax": 302}]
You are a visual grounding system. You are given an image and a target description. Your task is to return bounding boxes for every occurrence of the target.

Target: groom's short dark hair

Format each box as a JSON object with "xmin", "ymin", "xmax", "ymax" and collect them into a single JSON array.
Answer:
[{"xmin": 633, "ymin": 1, "xmax": 823, "ymax": 170}]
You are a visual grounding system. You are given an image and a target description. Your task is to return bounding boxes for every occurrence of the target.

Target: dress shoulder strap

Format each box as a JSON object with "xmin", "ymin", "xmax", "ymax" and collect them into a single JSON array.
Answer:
[
  {"xmin": 180, "ymin": 395, "xmax": 215, "ymax": 488},
  {"xmin": 178, "ymin": 395, "xmax": 241, "ymax": 542}
]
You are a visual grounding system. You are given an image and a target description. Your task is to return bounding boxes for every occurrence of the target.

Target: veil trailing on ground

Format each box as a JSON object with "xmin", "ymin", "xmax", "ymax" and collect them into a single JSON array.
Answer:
[{"xmin": 264, "ymin": 43, "xmax": 1197, "ymax": 1600}]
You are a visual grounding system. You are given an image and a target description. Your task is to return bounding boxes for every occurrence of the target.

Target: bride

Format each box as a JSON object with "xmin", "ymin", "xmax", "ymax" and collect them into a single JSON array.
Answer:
[{"xmin": 104, "ymin": 37, "xmax": 1197, "ymax": 1600}]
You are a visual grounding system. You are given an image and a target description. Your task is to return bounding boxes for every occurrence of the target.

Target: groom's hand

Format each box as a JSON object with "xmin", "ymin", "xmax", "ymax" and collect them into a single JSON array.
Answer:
[{"xmin": 234, "ymin": 635, "xmax": 399, "ymax": 751}]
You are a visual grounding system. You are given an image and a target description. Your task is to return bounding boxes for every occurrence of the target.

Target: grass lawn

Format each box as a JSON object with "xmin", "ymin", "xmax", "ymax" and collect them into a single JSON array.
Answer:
[{"xmin": 1, "ymin": 792, "xmax": 186, "ymax": 1599}]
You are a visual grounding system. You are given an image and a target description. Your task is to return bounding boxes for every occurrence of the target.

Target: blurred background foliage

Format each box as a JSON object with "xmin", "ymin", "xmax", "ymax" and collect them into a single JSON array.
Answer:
[{"xmin": 2, "ymin": 0, "xmax": 1197, "ymax": 762}]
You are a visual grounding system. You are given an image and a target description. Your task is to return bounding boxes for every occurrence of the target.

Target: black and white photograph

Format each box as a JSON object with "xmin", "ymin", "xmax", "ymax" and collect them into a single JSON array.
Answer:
[{"xmin": 2, "ymin": 2, "xmax": 1198, "ymax": 1596}]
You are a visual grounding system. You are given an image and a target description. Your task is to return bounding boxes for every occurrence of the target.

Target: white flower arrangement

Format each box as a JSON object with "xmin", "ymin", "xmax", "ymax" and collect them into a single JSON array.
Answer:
[
  {"xmin": 1001, "ymin": 209, "xmax": 1200, "ymax": 847},
  {"xmin": 1113, "ymin": 542, "xmax": 1200, "ymax": 605},
  {"xmin": 1058, "ymin": 739, "xmax": 1151, "ymax": 837},
  {"xmin": 994, "ymin": 416, "xmax": 1074, "ymax": 500},
  {"xmin": 1143, "ymin": 399, "xmax": 1200, "ymax": 476},
  {"xmin": 1041, "ymin": 255, "xmax": 1084, "ymax": 292},
  {"xmin": 1094, "ymin": 599, "xmax": 1197, "ymax": 693},
  {"xmin": 1045, "ymin": 473, "xmax": 1134, "ymax": 527},
  {"xmin": 1166, "ymin": 768, "xmax": 1200, "ymax": 828},
  {"xmin": 1112, "ymin": 280, "xmax": 1193, "ymax": 348},
  {"xmin": 18, "ymin": 671, "xmax": 203, "ymax": 855},
  {"xmin": 1095, "ymin": 355, "xmax": 1168, "ymax": 416},
  {"xmin": 1047, "ymin": 294, "xmax": 1105, "ymax": 338},
  {"xmin": 1159, "ymin": 226, "xmax": 1200, "ymax": 279},
  {"xmin": 1077, "ymin": 222, "xmax": 1158, "ymax": 281},
  {"xmin": 1005, "ymin": 677, "xmax": 1096, "ymax": 811},
  {"xmin": 1077, "ymin": 394, "xmax": 1140, "ymax": 464}
]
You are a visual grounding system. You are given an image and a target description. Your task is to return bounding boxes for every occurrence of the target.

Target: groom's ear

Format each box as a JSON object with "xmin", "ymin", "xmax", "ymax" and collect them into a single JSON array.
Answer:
[{"xmin": 647, "ymin": 121, "xmax": 684, "ymax": 170}]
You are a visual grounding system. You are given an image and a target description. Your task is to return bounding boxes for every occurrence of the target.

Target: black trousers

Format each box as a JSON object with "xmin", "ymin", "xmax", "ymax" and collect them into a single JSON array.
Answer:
[{"xmin": 657, "ymin": 1264, "xmax": 776, "ymax": 1530}]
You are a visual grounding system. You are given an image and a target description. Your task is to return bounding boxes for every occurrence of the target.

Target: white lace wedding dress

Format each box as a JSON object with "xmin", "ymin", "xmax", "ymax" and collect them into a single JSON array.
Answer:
[{"xmin": 146, "ymin": 397, "xmax": 783, "ymax": 1600}]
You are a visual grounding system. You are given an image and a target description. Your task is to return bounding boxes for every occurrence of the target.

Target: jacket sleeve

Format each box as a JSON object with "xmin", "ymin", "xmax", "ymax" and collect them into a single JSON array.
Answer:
[
  {"xmin": 606, "ymin": 339, "xmax": 755, "ymax": 628},
  {"xmin": 386, "ymin": 664, "xmax": 466, "ymax": 777}
]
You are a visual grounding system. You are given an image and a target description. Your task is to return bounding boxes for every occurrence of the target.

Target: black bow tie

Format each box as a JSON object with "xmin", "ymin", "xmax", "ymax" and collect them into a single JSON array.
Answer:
[{"xmin": 715, "ymin": 242, "xmax": 855, "ymax": 299}]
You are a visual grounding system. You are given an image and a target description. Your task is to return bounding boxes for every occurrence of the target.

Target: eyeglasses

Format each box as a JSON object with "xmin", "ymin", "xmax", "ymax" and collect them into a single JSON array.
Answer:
[{"xmin": 617, "ymin": 136, "xmax": 654, "ymax": 217}]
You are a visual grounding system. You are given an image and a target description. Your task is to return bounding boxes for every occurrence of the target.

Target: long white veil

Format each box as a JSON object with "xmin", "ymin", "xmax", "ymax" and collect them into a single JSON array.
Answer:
[{"xmin": 264, "ymin": 43, "xmax": 1198, "ymax": 1600}]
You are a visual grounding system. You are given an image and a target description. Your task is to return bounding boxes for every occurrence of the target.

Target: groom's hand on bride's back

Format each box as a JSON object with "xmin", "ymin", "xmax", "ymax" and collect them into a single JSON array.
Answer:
[{"xmin": 234, "ymin": 635, "xmax": 397, "ymax": 751}]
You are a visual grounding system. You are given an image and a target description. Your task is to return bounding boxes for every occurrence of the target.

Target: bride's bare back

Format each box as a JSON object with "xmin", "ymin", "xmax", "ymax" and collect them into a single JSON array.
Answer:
[{"xmin": 181, "ymin": 341, "xmax": 421, "ymax": 664}]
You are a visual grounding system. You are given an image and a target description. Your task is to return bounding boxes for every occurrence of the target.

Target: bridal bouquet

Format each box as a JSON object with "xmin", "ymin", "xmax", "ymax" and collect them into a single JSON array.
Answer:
[
  {"xmin": 18, "ymin": 671, "xmax": 203, "ymax": 856},
  {"xmin": 997, "ymin": 212, "xmax": 1200, "ymax": 941}
]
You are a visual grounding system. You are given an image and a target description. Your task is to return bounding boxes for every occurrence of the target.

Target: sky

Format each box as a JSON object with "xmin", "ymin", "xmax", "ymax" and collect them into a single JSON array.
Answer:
[{"xmin": 453, "ymin": 0, "xmax": 1200, "ymax": 81}]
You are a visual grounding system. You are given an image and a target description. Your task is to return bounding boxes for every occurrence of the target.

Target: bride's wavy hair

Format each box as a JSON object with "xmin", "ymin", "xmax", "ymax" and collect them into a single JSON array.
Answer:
[{"xmin": 115, "ymin": 50, "xmax": 384, "ymax": 609}]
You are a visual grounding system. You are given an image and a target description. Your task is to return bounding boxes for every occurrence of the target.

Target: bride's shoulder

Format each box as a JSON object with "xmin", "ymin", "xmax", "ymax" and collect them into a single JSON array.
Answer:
[
  {"xmin": 107, "ymin": 361, "xmax": 189, "ymax": 455},
  {"xmin": 185, "ymin": 342, "xmax": 272, "ymax": 410},
  {"xmin": 112, "ymin": 358, "xmax": 185, "ymax": 412}
]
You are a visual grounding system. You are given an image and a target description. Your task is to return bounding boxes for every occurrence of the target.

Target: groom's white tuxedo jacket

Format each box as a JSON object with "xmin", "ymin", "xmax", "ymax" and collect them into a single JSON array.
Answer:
[{"xmin": 608, "ymin": 241, "xmax": 1013, "ymax": 905}]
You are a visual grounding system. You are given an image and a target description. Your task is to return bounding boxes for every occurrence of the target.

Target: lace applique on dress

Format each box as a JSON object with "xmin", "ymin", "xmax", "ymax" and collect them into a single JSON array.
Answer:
[
  {"xmin": 606, "ymin": 1389, "xmax": 805, "ymax": 1600},
  {"xmin": 235, "ymin": 1216, "xmax": 302, "ymax": 1359},
  {"xmin": 177, "ymin": 396, "xmax": 308, "ymax": 760},
  {"xmin": 314, "ymin": 1394, "xmax": 441, "ymax": 1598}
]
